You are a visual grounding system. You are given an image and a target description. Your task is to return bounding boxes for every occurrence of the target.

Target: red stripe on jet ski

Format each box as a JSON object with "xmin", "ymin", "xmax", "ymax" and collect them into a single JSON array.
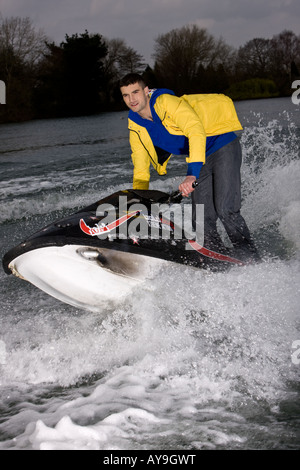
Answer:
[
  {"xmin": 79, "ymin": 210, "xmax": 140, "ymax": 236},
  {"xmin": 188, "ymin": 240, "xmax": 245, "ymax": 265}
]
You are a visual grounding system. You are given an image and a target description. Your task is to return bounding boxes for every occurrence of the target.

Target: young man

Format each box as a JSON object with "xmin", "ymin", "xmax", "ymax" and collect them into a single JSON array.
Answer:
[{"xmin": 119, "ymin": 73, "xmax": 259, "ymax": 262}]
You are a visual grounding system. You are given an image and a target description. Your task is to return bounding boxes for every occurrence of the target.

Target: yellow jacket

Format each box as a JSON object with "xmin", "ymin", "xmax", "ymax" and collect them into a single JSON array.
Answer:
[{"xmin": 128, "ymin": 92, "xmax": 243, "ymax": 190}]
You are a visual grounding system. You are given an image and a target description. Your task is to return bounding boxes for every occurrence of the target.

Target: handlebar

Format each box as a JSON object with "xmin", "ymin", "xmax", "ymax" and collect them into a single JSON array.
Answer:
[{"xmin": 168, "ymin": 181, "xmax": 199, "ymax": 204}]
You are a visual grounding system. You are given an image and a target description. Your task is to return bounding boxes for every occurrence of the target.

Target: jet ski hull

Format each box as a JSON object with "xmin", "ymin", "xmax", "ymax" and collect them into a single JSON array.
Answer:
[
  {"xmin": 8, "ymin": 244, "xmax": 168, "ymax": 311},
  {"xmin": 2, "ymin": 189, "xmax": 244, "ymax": 311}
]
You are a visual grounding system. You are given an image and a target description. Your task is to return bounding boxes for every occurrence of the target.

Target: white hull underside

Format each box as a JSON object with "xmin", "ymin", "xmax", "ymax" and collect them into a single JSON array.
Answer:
[{"xmin": 9, "ymin": 245, "xmax": 168, "ymax": 311}]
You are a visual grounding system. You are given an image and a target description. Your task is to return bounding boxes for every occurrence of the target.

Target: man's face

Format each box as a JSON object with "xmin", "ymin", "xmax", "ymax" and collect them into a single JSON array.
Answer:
[{"xmin": 120, "ymin": 82, "xmax": 149, "ymax": 114}]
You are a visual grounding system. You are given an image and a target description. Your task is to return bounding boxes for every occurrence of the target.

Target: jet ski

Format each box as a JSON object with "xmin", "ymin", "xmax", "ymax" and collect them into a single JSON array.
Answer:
[{"xmin": 2, "ymin": 188, "xmax": 245, "ymax": 311}]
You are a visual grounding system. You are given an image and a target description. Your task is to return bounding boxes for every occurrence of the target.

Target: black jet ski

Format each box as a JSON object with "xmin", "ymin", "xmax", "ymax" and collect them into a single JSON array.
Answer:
[{"xmin": 2, "ymin": 189, "xmax": 244, "ymax": 311}]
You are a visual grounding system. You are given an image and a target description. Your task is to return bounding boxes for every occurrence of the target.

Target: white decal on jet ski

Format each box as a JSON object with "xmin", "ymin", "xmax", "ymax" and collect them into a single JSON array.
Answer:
[{"xmin": 142, "ymin": 214, "xmax": 174, "ymax": 231}]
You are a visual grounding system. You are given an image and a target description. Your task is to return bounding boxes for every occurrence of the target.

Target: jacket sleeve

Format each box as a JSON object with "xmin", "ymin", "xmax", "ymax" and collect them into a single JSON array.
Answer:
[
  {"xmin": 129, "ymin": 130, "xmax": 150, "ymax": 190},
  {"xmin": 156, "ymin": 94, "xmax": 207, "ymax": 164}
]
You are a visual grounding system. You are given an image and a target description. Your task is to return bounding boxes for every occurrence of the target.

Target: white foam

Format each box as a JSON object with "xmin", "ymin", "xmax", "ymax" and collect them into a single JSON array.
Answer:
[
  {"xmin": 0, "ymin": 253, "xmax": 298, "ymax": 450},
  {"xmin": 279, "ymin": 199, "xmax": 300, "ymax": 250}
]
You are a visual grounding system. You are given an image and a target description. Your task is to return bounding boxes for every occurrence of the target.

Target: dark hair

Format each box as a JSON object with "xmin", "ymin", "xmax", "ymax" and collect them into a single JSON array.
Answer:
[{"xmin": 119, "ymin": 73, "xmax": 146, "ymax": 89}]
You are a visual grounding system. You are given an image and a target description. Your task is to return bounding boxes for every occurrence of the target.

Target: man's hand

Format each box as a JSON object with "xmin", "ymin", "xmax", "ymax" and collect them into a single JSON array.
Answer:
[{"xmin": 179, "ymin": 175, "xmax": 196, "ymax": 197}]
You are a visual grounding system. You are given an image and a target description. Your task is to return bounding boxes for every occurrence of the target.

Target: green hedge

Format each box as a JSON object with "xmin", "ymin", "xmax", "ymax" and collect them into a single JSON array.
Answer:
[{"xmin": 226, "ymin": 78, "xmax": 279, "ymax": 100}]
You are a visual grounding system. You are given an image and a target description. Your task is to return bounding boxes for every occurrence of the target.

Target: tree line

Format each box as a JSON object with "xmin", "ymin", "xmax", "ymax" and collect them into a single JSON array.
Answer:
[{"xmin": 0, "ymin": 16, "xmax": 299, "ymax": 123}]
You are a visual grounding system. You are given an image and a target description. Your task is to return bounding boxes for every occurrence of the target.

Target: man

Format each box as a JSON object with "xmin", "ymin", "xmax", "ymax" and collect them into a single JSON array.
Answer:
[{"xmin": 120, "ymin": 73, "xmax": 259, "ymax": 262}]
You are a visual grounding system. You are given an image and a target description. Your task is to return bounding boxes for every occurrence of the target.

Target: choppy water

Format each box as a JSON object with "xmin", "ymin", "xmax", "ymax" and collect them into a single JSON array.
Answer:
[{"xmin": 0, "ymin": 98, "xmax": 299, "ymax": 451}]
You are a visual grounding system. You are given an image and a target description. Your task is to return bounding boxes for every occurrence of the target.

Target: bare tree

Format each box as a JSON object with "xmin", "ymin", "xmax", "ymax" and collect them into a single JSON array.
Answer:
[
  {"xmin": 270, "ymin": 30, "xmax": 300, "ymax": 76},
  {"xmin": 235, "ymin": 38, "xmax": 272, "ymax": 79},
  {"xmin": 235, "ymin": 32, "xmax": 300, "ymax": 83},
  {"xmin": 0, "ymin": 15, "xmax": 49, "ymax": 121},
  {"xmin": 0, "ymin": 15, "xmax": 48, "ymax": 67},
  {"xmin": 103, "ymin": 38, "xmax": 146, "ymax": 80},
  {"xmin": 153, "ymin": 24, "xmax": 233, "ymax": 94}
]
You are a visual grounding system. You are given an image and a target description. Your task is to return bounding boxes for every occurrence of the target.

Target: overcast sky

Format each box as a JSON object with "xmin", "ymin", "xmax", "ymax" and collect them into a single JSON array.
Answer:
[{"xmin": 1, "ymin": 0, "xmax": 299, "ymax": 65}]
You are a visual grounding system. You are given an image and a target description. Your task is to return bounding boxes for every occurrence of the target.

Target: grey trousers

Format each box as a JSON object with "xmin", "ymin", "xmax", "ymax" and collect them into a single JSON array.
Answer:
[{"xmin": 192, "ymin": 138, "xmax": 259, "ymax": 260}]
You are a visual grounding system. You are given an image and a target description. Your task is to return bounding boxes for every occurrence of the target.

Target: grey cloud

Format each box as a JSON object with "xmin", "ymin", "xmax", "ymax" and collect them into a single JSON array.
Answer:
[{"xmin": 1, "ymin": 0, "xmax": 299, "ymax": 65}]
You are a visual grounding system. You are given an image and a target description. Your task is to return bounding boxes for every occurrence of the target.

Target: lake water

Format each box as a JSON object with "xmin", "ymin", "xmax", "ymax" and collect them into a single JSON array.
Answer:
[{"xmin": 0, "ymin": 97, "xmax": 299, "ymax": 451}]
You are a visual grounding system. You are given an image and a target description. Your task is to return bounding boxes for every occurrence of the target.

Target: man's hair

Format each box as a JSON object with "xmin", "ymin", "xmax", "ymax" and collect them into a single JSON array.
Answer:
[{"xmin": 119, "ymin": 73, "xmax": 146, "ymax": 89}]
